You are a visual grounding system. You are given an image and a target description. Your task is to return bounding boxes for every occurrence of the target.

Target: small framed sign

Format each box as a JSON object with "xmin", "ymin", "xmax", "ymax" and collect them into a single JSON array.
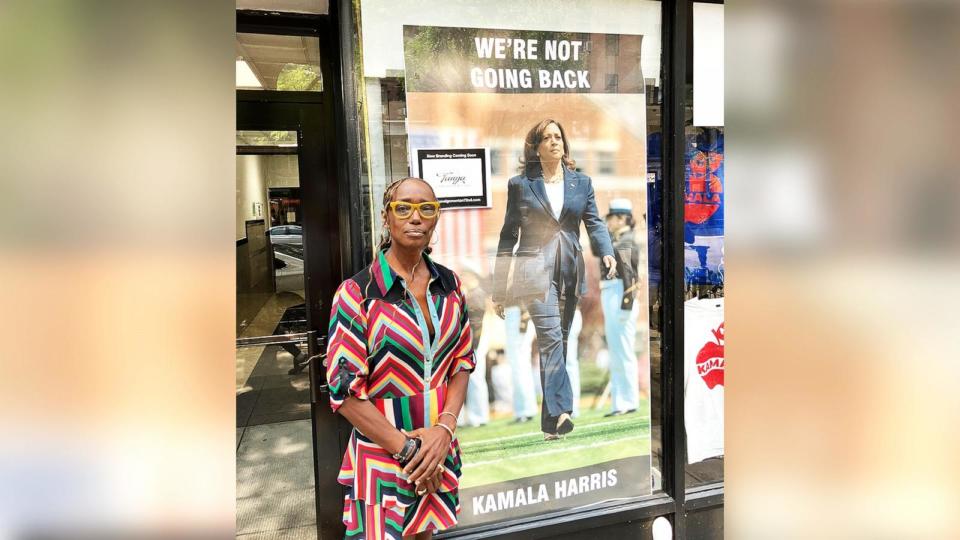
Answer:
[{"xmin": 416, "ymin": 148, "xmax": 490, "ymax": 209}]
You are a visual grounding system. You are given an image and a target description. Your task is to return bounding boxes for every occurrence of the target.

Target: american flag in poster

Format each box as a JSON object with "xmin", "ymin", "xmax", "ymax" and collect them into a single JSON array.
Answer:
[{"xmin": 432, "ymin": 208, "xmax": 488, "ymax": 275}]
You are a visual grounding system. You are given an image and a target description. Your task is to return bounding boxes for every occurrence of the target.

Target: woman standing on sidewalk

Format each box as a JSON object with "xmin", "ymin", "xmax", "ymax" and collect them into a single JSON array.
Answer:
[{"xmin": 326, "ymin": 177, "xmax": 475, "ymax": 540}]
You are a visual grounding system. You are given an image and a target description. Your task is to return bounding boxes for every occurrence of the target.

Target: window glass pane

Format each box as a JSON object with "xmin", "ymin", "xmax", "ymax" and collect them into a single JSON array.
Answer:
[
  {"xmin": 236, "ymin": 153, "xmax": 305, "ymax": 329},
  {"xmin": 236, "ymin": 146, "xmax": 308, "ymax": 428},
  {"xmin": 597, "ymin": 151, "xmax": 616, "ymax": 175},
  {"xmin": 236, "ymin": 33, "xmax": 322, "ymax": 91},
  {"xmin": 685, "ymin": 1, "xmax": 724, "ymax": 489},
  {"xmin": 237, "ymin": 130, "xmax": 299, "ymax": 148},
  {"xmin": 351, "ymin": 0, "xmax": 664, "ymax": 529}
]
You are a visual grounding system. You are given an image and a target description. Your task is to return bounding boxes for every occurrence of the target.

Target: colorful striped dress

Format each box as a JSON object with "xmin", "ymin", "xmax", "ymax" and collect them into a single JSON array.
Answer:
[{"xmin": 326, "ymin": 250, "xmax": 476, "ymax": 539}]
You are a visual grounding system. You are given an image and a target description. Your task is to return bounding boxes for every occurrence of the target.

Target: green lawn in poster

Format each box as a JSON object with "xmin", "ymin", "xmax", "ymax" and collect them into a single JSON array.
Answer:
[{"xmin": 458, "ymin": 402, "xmax": 651, "ymax": 488}]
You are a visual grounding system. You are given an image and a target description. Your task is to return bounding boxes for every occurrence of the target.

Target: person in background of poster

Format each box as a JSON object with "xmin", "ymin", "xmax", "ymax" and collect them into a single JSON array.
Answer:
[
  {"xmin": 326, "ymin": 177, "xmax": 475, "ymax": 539},
  {"xmin": 503, "ymin": 305, "xmax": 538, "ymax": 423},
  {"xmin": 461, "ymin": 269, "xmax": 490, "ymax": 427},
  {"xmin": 600, "ymin": 199, "xmax": 641, "ymax": 417},
  {"xmin": 492, "ymin": 119, "xmax": 616, "ymax": 441}
]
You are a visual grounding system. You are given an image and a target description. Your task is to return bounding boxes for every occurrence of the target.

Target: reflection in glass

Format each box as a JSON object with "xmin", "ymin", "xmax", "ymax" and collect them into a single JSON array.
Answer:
[
  {"xmin": 236, "ymin": 152, "xmax": 305, "ymax": 335},
  {"xmin": 237, "ymin": 130, "xmax": 298, "ymax": 147},
  {"xmin": 645, "ymin": 71, "xmax": 664, "ymax": 496},
  {"xmin": 236, "ymin": 142, "xmax": 309, "ymax": 430},
  {"xmin": 236, "ymin": 33, "xmax": 322, "ymax": 91}
]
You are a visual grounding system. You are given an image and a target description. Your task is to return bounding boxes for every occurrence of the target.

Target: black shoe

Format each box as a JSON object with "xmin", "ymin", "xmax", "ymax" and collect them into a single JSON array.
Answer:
[
  {"xmin": 604, "ymin": 410, "xmax": 624, "ymax": 417},
  {"xmin": 624, "ymin": 408, "xmax": 637, "ymax": 414},
  {"xmin": 557, "ymin": 413, "xmax": 574, "ymax": 435}
]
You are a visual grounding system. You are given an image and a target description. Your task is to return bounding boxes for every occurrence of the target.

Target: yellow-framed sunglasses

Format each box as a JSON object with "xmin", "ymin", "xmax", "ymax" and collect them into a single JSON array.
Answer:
[{"xmin": 387, "ymin": 201, "xmax": 441, "ymax": 220}]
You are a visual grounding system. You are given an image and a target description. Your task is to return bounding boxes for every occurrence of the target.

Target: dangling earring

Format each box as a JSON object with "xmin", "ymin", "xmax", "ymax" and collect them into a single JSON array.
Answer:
[
  {"xmin": 430, "ymin": 227, "xmax": 439, "ymax": 246},
  {"xmin": 379, "ymin": 222, "xmax": 391, "ymax": 250}
]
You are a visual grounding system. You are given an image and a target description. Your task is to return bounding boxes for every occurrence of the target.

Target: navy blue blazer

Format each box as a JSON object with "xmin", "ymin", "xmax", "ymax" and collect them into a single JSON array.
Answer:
[{"xmin": 493, "ymin": 167, "xmax": 614, "ymax": 303}]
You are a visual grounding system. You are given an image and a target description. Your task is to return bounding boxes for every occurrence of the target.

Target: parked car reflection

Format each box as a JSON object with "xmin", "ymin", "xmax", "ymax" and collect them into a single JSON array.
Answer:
[
  {"xmin": 267, "ymin": 224, "xmax": 302, "ymax": 245},
  {"xmin": 273, "ymin": 243, "xmax": 304, "ymax": 293}
]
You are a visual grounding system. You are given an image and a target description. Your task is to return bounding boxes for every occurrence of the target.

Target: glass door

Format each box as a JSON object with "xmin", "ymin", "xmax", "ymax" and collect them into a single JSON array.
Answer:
[
  {"xmin": 236, "ymin": 97, "xmax": 346, "ymax": 539},
  {"xmin": 236, "ymin": 129, "xmax": 315, "ymax": 429}
]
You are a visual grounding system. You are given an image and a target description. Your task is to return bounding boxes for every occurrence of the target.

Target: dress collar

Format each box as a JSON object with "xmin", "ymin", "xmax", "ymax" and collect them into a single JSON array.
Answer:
[{"xmin": 372, "ymin": 248, "xmax": 447, "ymax": 298}]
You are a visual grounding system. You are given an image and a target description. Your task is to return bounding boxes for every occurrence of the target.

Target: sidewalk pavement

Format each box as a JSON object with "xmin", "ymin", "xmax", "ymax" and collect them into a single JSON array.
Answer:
[{"xmin": 237, "ymin": 419, "xmax": 317, "ymax": 539}]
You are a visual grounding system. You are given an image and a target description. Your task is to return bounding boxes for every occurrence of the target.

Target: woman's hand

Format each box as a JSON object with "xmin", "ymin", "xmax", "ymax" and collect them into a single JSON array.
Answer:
[
  {"xmin": 494, "ymin": 303, "xmax": 506, "ymax": 319},
  {"xmin": 417, "ymin": 462, "xmax": 444, "ymax": 495},
  {"xmin": 401, "ymin": 425, "xmax": 452, "ymax": 487},
  {"xmin": 602, "ymin": 255, "xmax": 618, "ymax": 279}
]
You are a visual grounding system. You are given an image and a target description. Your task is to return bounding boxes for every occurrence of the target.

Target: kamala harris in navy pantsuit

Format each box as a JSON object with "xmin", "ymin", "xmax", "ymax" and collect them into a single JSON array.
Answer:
[{"xmin": 492, "ymin": 119, "xmax": 617, "ymax": 439}]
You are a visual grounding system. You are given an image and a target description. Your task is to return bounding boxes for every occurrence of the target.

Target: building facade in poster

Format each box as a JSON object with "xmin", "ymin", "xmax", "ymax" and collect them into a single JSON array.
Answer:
[{"xmin": 403, "ymin": 24, "xmax": 653, "ymax": 528}]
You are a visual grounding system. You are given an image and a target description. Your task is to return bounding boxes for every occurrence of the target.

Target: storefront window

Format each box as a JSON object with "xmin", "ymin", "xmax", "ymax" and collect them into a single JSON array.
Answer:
[
  {"xmin": 352, "ymin": 0, "xmax": 664, "ymax": 530},
  {"xmin": 684, "ymin": 1, "xmax": 724, "ymax": 488}
]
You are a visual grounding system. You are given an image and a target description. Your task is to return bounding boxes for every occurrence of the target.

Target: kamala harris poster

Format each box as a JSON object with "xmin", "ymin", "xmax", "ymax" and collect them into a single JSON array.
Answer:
[{"xmin": 403, "ymin": 24, "xmax": 653, "ymax": 528}]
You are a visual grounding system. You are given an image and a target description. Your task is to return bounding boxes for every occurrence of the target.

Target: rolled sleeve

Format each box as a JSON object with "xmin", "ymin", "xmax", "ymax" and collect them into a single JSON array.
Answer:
[
  {"xmin": 326, "ymin": 279, "xmax": 369, "ymax": 413},
  {"xmin": 449, "ymin": 276, "xmax": 477, "ymax": 377}
]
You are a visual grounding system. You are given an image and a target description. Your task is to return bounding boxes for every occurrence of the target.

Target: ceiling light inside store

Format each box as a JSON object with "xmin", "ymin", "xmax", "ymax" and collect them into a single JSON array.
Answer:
[{"xmin": 236, "ymin": 59, "xmax": 262, "ymax": 89}]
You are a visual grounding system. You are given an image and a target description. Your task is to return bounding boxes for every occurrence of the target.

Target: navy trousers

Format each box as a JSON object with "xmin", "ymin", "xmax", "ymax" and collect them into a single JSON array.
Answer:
[{"xmin": 527, "ymin": 269, "xmax": 579, "ymax": 433}]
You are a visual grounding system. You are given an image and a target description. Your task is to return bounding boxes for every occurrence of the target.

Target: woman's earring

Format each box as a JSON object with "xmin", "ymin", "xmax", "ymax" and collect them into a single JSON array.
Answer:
[
  {"xmin": 380, "ymin": 222, "xmax": 390, "ymax": 248},
  {"xmin": 430, "ymin": 228, "xmax": 439, "ymax": 246}
]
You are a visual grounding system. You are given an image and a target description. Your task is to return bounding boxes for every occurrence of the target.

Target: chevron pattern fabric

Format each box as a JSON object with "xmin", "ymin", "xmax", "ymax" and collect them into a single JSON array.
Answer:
[
  {"xmin": 343, "ymin": 491, "xmax": 460, "ymax": 540},
  {"xmin": 327, "ymin": 250, "xmax": 475, "ymax": 538}
]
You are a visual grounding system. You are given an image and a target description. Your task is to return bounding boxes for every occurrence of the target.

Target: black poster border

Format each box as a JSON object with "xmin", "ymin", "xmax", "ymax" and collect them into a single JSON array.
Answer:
[{"xmin": 416, "ymin": 148, "xmax": 490, "ymax": 209}]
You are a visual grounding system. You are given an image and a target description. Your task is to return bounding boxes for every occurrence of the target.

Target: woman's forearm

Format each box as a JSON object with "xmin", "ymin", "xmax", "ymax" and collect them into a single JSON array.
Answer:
[
  {"xmin": 338, "ymin": 397, "xmax": 408, "ymax": 455},
  {"xmin": 439, "ymin": 371, "xmax": 470, "ymax": 429},
  {"xmin": 338, "ymin": 370, "xmax": 470, "ymax": 454}
]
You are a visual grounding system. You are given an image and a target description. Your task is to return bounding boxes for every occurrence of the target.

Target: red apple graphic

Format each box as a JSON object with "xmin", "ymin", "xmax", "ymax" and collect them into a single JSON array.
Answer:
[{"xmin": 696, "ymin": 323, "xmax": 724, "ymax": 389}]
